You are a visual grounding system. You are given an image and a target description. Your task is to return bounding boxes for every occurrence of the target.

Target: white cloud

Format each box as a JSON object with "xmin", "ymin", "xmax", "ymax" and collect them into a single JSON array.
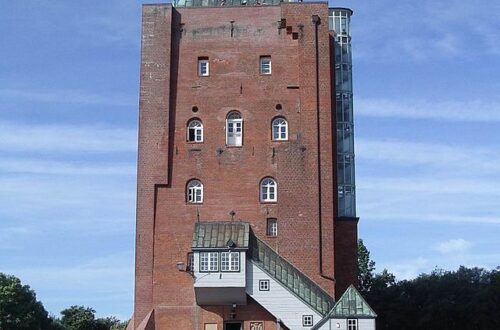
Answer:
[
  {"xmin": 360, "ymin": 176, "xmax": 500, "ymax": 196},
  {"xmin": 0, "ymin": 121, "xmax": 136, "ymax": 153},
  {"xmin": 0, "ymin": 88, "xmax": 136, "ymax": 107},
  {"xmin": 361, "ymin": 213, "xmax": 500, "ymax": 225},
  {"xmin": 0, "ymin": 157, "xmax": 135, "ymax": 176},
  {"xmin": 357, "ymin": 138, "xmax": 500, "ymax": 175},
  {"xmin": 355, "ymin": 138, "xmax": 500, "ymax": 225},
  {"xmin": 0, "ymin": 226, "xmax": 34, "ymax": 250},
  {"xmin": 382, "ymin": 257, "xmax": 429, "ymax": 280},
  {"xmin": 434, "ymin": 239, "xmax": 472, "ymax": 254},
  {"xmin": 349, "ymin": 0, "xmax": 500, "ymax": 62},
  {"xmin": 356, "ymin": 98, "xmax": 500, "ymax": 122},
  {"xmin": 7, "ymin": 252, "xmax": 134, "ymax": 318}
]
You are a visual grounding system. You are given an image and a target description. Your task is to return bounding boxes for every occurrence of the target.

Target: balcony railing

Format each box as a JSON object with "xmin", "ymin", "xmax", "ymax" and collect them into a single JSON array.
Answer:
[{"xmin": 249, "ymin": 234, "xmax": 334, "ymax": 316}]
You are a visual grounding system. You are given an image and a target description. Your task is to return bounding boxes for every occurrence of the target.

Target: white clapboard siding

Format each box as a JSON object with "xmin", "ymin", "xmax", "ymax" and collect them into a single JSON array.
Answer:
[
  {"xmin": 358, "ymin": 318, "xmax": 376, "ymax": 330},
  {"xmin": 246, "ymin": 260, "xmax": 322, "ymax": 330},
  {"xmin": 193, "ymin": 251, "xmax": 246, "ymax": 288},
  {"xmin": 324, "ymin": 318, "xmax": 375, "ymax": 330}
]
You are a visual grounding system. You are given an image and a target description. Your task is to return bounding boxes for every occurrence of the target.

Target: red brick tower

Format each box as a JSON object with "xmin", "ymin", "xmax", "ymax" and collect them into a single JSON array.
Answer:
[{"xmin": 132, "ymin": 2, "xmax": 371, "ymax": 330}]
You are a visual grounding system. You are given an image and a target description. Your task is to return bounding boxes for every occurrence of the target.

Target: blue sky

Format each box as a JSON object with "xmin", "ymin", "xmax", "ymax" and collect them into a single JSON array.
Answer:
[{"xmin": 1, "ymin": 0, "xmax": 499, "ymax": 321}]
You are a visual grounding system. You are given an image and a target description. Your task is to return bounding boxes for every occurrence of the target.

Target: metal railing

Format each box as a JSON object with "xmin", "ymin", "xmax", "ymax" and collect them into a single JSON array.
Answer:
[{"xmin": 249, "ymin": 234, "xmax": 334, "ymax": 316}]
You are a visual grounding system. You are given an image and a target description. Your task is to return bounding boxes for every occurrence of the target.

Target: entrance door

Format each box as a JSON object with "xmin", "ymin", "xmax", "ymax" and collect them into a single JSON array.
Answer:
[{"xmin": 224, "ymin": 321, "xmax": 242, "ymax": 330}]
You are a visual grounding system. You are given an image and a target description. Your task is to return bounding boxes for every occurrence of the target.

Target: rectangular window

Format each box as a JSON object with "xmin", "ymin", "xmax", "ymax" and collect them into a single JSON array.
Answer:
[
  {"xmin": 187, "ymin": 252, "xmax": 194, "ymax": 272},
  {"xmin": 220, "ymin": 251, "xmax": 239, "ymax": 272},
  {"xmin": 266, "ymin": 218, "xmax": 278, "ymax": 237},
  {"xmin": 260, "ymin": 56, "xmax": 271, "ymax": 75},
  {"xmin": 302, "ymin": 315, "xmax": 313, "ymax": 327},
  {"xmin": 200, "ymin": 252, "xmax": 218, "ymax": 272},
  {"xmin": 347, "ymin": 319, "xmax": 358, "ymax": 330},
  {"xmin": 198, "ymin": 57, "xmax": 209, "ymax": 76},
  {"xmin": 259, "ymin": 280, "xmax": 270, "ymax": 291}
]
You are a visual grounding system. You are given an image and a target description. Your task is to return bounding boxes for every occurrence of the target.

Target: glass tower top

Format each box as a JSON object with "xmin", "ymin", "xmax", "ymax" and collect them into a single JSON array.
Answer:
[{"xmin": 329, "ymin": 8, "xmax": 356, "ymax": 218}]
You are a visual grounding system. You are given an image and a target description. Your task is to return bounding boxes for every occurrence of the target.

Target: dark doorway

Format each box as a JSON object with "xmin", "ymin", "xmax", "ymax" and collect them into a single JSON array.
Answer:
[{"xmin": 224, "ymin": 322, "xmax": 242, "ymax": 330}]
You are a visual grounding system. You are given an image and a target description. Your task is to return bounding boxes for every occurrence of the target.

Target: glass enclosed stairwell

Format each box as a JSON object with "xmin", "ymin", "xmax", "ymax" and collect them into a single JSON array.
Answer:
[{"xmin": 249, "ymin": 234, "xmax": 334, "ymax": 316}]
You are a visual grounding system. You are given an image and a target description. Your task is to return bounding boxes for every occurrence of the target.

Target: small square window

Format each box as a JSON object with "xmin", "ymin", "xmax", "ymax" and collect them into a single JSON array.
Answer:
[
  {"xmin": 260, "ymin": 56, "xmax": 271, "ymax": 75},
  {"xmin": 266, "ymin": 218, "xmax": 277, "ymax": 237},
  {"xmin": 198, "ymin": 57, "xmax": 209, "ymax": 76},
  {"xmin": 347, "ymin": 319, "xmax": 358, "ymax": 330},
  {"xmin": 259, "ymin": 280, "xmax": 270, "ymax": 291},
  {"xmin": 303, "ymin": 315, "xmax": 313, "ymax": 327}
]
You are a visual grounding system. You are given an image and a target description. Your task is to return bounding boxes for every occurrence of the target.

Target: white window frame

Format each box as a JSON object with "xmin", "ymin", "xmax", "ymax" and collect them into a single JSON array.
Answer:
[
  {"xmin": 266, "ymin": 218, "xmax": 278, "ymax": 237},
  {"xmin": 226, "ymin": 112, "xmax": 243, "ymax": 146},
  {"xmin": 259, "ymin": 279, "xmax": 270, "ymax": 291},
  {"xmin": 260, "ymin": 56, "xmax": 271, "ymax": 75},
  {"xmin": 260, "ymin": 177, "xmax": 277, "ymax": 202},
  {"xmin": 347, "ymin": 319, "xmax": 358, "ymax": 330},
  {"xmin": 220, "ymin": 251, "xmax": 240, "ymax": 272},
  {"xmin": 272, "ymin": 117, "xmax": 288, "ymax": 141},
  {"xmin": 302, "ymin": 315, "xmax": 313, "ymax": 327},
  {"xmin": 187, "ymin": 180, "xmax": 203, "ymax": 204},
  {"xmin": 187, "ymin": 119, "xmax": 203, "ymax": 142},
  {"xmin": 198, "ymin": 58, "xmax": 209, "ymax": 76},
  {"xmin": 199, "ymin": 252, "xmax": 218, "ymax": 272}
]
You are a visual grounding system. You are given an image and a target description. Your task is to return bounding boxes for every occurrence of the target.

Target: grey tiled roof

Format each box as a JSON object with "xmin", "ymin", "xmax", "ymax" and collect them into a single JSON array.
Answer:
[{"xmin": 192, "ymin": 221, "xmax": 250, "ymax": 250}]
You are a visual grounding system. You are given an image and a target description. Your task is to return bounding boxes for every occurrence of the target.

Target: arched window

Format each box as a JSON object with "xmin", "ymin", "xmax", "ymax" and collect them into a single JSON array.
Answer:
[
  {"xmin": 187, "ymin": 179, "xmax": 203, "ymax": 203},
  {"xmin": 226, "ymin": 111, "xmax": 243, "ymax": 146},
  {"xmin": 272, "ymin": 117, "xmax": 288, "ymax": 141},
  {"xmin": 187, "ymin": 119, "xmax": 203, "ymax": 142},
  {"xmin": 260, "ymin": 177, "xmax": 277, "ymax": 202}
]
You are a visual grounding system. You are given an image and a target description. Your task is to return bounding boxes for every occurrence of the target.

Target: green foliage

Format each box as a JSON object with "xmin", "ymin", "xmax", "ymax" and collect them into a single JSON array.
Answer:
[
  {"xmin": 358, "ymin": 239, "xmax": 394, "ymax": 293},
  {"xmin": 59, "ymin": 306, "xmax": 127, "ymax": 330},
  {"xmin": 0, "ymin": 273, "xmax": 54, "ymax": 330},
  {"xmin": 366, "ymin": 265, "xmax": 500, "ymax": 330},
  {"xmin": 358, "ymin": 240, "xmax": 500, "ymax": 329},
  {"xmin": 60, "ymin": 306, "xmax": 97, "ymax": 330},
  {"xmin": 358, "ymin": 239, "xmax": 376, "ymax": 292}
]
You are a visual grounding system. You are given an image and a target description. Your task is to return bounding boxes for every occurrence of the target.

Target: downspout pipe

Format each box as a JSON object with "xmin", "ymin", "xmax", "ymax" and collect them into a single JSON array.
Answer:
[{"xmin": 312, "ymin": 14, "xmax": 335, "ymax": 283}]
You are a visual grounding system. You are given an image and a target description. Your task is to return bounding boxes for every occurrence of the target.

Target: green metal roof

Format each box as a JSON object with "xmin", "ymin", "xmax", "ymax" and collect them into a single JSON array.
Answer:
[
  {"xmin": 330, "ymin": 285, "xmax": 377, "ymax": 318},
  {"xmin": 192, "ymin": 221, "xmax": 250, "ymax": 250}
]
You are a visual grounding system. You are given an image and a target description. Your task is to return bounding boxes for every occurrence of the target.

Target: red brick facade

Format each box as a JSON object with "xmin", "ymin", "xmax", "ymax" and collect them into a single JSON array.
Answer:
[{"xmin": 134, "ymin": 3, "xmax": 358, "ymax": 329}]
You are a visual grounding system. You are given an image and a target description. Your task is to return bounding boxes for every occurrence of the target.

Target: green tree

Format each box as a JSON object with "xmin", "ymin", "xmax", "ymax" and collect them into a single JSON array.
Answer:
[
  {"xmin": 59, "ymin": 306, "xmax": 127, "ymax": 330},
  {"xmin": 358, "ymin": 239, "xmax": 376, "ymax": 293},
  {"xmin": 358, "ymin": 239, "xmax": 395, "ymax": 294},
  {"xmin": 367, "ymin": 266, "xmax": 500, "ymax": 330},
  {"xmin": 60, "ymin": 306, "xmax": 97, "ymax": 330},
  {"xmin": 0, "ymin": 273, "xmax": 53, "ymax": 330}
]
